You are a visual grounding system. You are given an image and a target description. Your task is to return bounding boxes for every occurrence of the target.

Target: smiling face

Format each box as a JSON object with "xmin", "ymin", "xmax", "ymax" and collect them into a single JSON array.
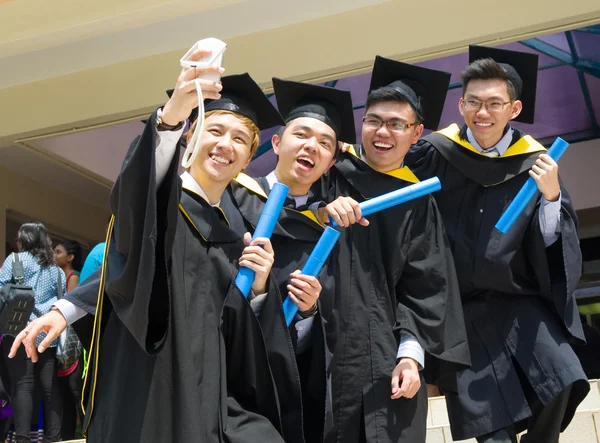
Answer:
[
  {"xmin": 361, "ymin": 101, "xmax": 423, "ymax": 173},
  {"xmin": 189, "ymin": 111, "xmax": 257, "ymax": 188},
  {"xmin": 273, "ymin": 117, "xmax": 337, "ymax": 195},
  {"xmin": 459, "ymin": 78, "xmax": 522, "ymax": 149}
]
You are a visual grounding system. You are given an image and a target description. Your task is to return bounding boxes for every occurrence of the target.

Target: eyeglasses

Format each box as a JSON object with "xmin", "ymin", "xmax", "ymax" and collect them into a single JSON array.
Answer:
[
  {"xmin": 462, "ymin": 99, "xmax": 512, "ymax": 112},
  {"xmin": 362, "ymin": 116, "xmax": 419, "ymax": 133}
]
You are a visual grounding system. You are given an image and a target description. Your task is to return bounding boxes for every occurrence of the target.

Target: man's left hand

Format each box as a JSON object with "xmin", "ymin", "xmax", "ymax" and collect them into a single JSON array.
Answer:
[
  {"xmin": 391, "ymin": 358, "xmax": 421, "ymax": 399},
  {"xmin": 287, "ymin": 270, "xmax": 321, "ymax": 314},
  {"xmin": 530, "ymin": 154, "xmax": 560, "ymax": 202}
]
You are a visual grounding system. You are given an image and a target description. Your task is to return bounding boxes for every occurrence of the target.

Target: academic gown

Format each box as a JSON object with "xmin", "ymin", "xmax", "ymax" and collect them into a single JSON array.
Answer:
[
  {"xmin": 78, "ymin": 113, "xmax": 285, "ymax": 443},
  {"xmin": 230, "ymin": 174, "xmax": 332, "ymax": 443},
  {"xmin": 405, "ymin": 124, "xmax": 590, "ymax": 439},
  {"xmin": 67, "ymin": 267, "xmax": 101, "ymax": 350},
  {"xmin": 319, "ymin": 149, "xmax": 470, "ymax": 443}
]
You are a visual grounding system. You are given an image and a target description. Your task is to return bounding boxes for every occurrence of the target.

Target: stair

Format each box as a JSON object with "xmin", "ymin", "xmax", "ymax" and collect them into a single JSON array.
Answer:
[
  {"xmin": 58, "ymin": 381, "xmax": 600, "ymax": 442},
  {"xmin": 426, "ymin": 380, "xmax": 600, "ymax": 442}
]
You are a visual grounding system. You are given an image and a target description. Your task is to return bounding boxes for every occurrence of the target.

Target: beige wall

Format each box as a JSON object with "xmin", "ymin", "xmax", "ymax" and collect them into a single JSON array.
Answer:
[
  {"xmin": 1, "ymin": 0, "xmax": 598, "ymax": 147},
  {"xmin": 559, "ymin": 139, "xmax": 600, "ymax": 212},
  {"xmin": 0, "ymin": 166, "xmax": 109, "ymax": 259}
]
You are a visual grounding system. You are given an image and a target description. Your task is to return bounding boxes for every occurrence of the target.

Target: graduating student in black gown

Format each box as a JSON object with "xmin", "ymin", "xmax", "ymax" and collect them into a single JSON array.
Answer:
[
  {"xmin": 231, "ymin": 79, "xmax": 356, "ymax": 443},
  {"xmin": 405, "ymin": 45, "xmax": 590, "ymax": 443},
  {"xmin": 318, "ymin": 56, "xmax": 470, "ymax": 443},
  {"xmin": 9, "ymin": 56, "xmax": 300, "ymax": 442}
]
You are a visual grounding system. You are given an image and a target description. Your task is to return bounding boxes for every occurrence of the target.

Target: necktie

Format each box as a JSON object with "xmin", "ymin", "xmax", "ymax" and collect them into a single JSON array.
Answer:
[
  {"xmin": 481, "ymin": 149, "xmax": 499, "ymax": 158},
  {"xmin": 284, "ymin": 196, "xmax": 297, "ymax": 209}
]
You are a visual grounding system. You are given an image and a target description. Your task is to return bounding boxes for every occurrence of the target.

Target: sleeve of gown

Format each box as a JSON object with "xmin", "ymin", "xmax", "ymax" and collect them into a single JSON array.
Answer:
[
  {"xmin": 64, "ymin": 267, "xmax": 103, "ymax": 316},
  {"xmin": 527, "ymin": 180, "xmax": 585, "ymax": 343},
  {"xmin": 404, "ymin": 138, "xmax": 441, "ymax": 180},
  {"xmin": 224, "ymin": 396, "xmax": 285, "ymax": 442},
  {"xmin": 62, "ymin": 266, "xmax": 104, "ymax": 350},
  {"xmin": 394, "ymin": 197, "xmax": 470, "ymax": 378},
  {"xmin": 221, "ymin": 282, "xmax": 286, "ymax": 442},
  {"xmin": 105, "ymin": 109, "xmax": 183, "ymax": 354}
]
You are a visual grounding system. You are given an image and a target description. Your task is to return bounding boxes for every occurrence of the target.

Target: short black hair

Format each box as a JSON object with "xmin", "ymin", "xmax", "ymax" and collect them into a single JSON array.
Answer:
[
  {"xmin": 461, "ymin": 58, "xmax": 518, "ymax": 100},
  {"xmin": 275, "ymin": 122, "xmax": 341, "ymax": 159},
  {"xmin": 276, "ymin": 125, "xmax": 285, "ymax": 139},
  {"xmin": 365, "ymin": 87, "xmax": 424, "ymax": 124}
]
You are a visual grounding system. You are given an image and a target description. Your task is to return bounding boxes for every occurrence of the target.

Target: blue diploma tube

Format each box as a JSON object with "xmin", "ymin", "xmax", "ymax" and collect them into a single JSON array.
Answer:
[
  {"xmin": 235, "ymin": 182, "xmax": 289, "ymax": 297},
  {"xmin": 495, "ymin": 137, "xmax": 569, "ymax": 234},
  {"xmin": 329, "ymin": 177, "xmax": 442, "ymax": 227},
  {"xmin": 283, "ymin": 226, "xmax": 341, "ymax": 326}
]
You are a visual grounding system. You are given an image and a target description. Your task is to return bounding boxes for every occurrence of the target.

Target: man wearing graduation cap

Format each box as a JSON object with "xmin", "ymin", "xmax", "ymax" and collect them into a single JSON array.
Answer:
[
  {"xmin": 8, "ymin": 52, "xmax": 299, "ymax": 442},
  {"xmin": 405, "ymin": 45, "xmax": 589, "ymax": 443},
  {"xmin": 318, "ymin": 56, "xmax": 470, "ymax": 443},
  {"xmin": 232, "ymin": 78, "xmax": 356, "ymax": 443}
]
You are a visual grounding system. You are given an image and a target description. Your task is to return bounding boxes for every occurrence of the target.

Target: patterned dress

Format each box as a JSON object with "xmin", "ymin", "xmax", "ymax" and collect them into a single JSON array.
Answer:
[{"xmin": 0, "ymin": 252, "xmax": 65, "ymax": 347}]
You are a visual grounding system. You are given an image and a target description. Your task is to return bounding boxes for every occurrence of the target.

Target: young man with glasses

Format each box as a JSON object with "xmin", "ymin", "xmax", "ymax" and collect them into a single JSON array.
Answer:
[
  {"xmin": 405, "ymin": 45, "xmax": 590, "ymax": 443},
  {"xmin": 318, "ymin": 56, "xmax": 471, "ymax": 443}
]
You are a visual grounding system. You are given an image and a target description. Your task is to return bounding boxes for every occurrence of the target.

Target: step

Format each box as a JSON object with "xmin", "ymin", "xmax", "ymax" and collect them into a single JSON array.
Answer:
[{"xmin": 426, "ymin": 380, "xmax": 600, "ymax": 442}]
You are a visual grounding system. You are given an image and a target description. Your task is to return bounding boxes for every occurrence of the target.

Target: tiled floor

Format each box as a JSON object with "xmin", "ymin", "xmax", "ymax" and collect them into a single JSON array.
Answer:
[
  {"xmin": 427, "ymin": 380, "xmax": 600, "ymax": 442},
  {"xmin": 58, "ymin": 382, "xmax": 600, "ymax": 442}
]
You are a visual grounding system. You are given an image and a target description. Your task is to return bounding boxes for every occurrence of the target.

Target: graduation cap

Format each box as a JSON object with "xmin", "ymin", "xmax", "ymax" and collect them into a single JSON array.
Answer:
[
  {"xmin": 272, "ymin": 77, "xmax": 356, "ymax": 144},
  {"xmin": 368, "ymin": 56, "xmax": 451, "ymax": 130},
  {"xmin": 166, "ymin": 73, "xmax": 284, "ymax": 130},
  {"xmin": 468, "ymin": 45, "xmax": 539, "ymax": 124}
]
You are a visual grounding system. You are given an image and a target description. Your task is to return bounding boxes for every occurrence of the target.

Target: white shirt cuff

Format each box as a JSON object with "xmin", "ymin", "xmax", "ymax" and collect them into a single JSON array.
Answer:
[
  {"xmin": 155, "ymin": 123, "xmax": 185, "ymax": 185},
  {"xmin": 248, "ymin": 291, "xmax": 267, "ymax": 317},
  {"xmin": 539, "ymin": 192, "xmax": 562, "ymax": 247},
  {"xmin": 53, "ymin": 299, "xmax": 87, "ymax": 325},
  {"xmin": 397, "ymin": 331, "xmax": 425, "ymax": 370},
  {"xmin": 295, "ymin": 315, "xmax": 315, "ymax": 354}
]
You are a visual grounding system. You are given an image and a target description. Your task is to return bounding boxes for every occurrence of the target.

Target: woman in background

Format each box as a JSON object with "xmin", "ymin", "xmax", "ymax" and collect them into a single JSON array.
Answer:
[{"xmin": 0, "ymin": 223, "xmax": 63, "ymax": 443}]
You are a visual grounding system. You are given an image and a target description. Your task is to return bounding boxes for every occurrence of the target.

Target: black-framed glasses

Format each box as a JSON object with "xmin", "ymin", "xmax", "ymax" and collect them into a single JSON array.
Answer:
[
  {"xmin": 362, "ymin": 116, "xmax": 419, "ymax": 133},
  {"xmin": 462, "ymin": 99, "xmax": 512, "ymax": 112}
]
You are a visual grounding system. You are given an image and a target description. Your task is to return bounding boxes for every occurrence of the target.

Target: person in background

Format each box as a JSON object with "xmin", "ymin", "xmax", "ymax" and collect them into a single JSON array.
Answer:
[
  {"xmin": 53, "ymin": 240, "xmax": 84, "ymax": 440},
  {"xmin": 0, "ymin": 223, "xmax": 63, "ymax": 443},
  {"xmin": 79, "ymin": 242, "xmax": 105, "ymax": 284}
]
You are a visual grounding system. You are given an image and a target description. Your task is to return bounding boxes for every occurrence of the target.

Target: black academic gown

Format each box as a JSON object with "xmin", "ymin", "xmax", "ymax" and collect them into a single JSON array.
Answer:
[
  {"xmin": 319, "ymin": 149, "xmax": 470, "ymax": 443},
  {"xmin": 405, "ymin": 123, "xmax": 590, "ymax": 440},
  {"xmin": 231, "ymin": 174, "xmax": 332, "ymax": 443},
  {"xmin": 78, "ymin": 113, "xmax": 285, "ymax": 443}
]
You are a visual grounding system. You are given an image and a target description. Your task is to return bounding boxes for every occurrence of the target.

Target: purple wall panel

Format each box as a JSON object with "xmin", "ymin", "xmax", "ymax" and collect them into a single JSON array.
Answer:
[
  {"xmin": 537, "ymin": 33, "xmax": 571, "ymax": 53},
  {"xmin": 572, "ymin": 32, "xmax": 600, "ymax": 62},
  {"xmin": 584, "ymin": 74, "xmax": 600, "ymax": 126},
  {"xmin": 249, "ymin": 27, "xmax": 598, "ymax": 169}
]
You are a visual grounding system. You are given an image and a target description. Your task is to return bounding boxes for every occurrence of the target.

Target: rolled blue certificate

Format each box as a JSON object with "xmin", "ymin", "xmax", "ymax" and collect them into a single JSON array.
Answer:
[
  {"xmin": 329, "ymin": 177, "xmax": 442, "ymax": 227},
  {"xmin": 283, "ymin": 226, "xmax": 341, "ymax": 326},
  {"xmin": 235, "ymin": 182, "xmax": 289, "ymax": 298},
  {"xmin": 495, "ymin": 137, "xmax": 569, "ymax": 234}
]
